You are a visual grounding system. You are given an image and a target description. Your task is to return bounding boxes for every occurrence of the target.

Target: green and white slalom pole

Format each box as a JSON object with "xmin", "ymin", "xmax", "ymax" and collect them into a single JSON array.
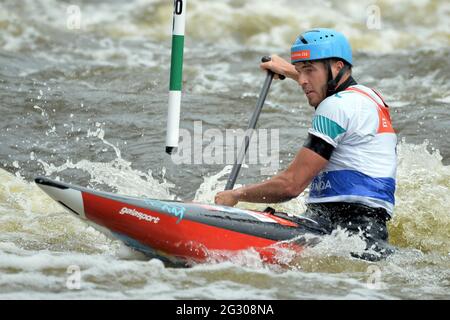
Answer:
[{"xmin": 166, "ymin": 0, "xmax": 187, "ymax": 155}]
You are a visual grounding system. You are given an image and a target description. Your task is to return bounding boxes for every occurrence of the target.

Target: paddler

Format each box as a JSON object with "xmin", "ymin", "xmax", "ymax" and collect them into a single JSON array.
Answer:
[{"xmin": 215, "ymin": 28, "xmax": 397, "ymax": 260}]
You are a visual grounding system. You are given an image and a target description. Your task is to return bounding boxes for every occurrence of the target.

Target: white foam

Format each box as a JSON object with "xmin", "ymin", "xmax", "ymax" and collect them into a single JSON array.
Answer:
[
  {"xmin": 2, "ymin": 0, "xmax": 449, "ymax": 54},
  {"xmin": 37, "ymin": 124, "xmax": 174, "ymax": 200}
]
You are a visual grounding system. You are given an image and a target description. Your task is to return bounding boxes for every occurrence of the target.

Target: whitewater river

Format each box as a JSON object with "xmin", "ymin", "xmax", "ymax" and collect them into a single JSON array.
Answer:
[{"xmin": 0, "ymin": 0, "xmax": 449, "ymax": 299}]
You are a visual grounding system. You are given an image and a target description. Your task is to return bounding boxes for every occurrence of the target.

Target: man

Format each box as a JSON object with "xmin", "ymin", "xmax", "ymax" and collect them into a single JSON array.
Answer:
[{"xmin": 215, "ymin": 28, "xmax": 397, "ymax": 260}]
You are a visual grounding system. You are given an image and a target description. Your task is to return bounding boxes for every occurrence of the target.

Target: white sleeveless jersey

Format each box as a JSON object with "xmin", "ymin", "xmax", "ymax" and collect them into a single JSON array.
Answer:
[{"xmin": 306, "ymin": 85, "xmax": 397, "ymax": 216}]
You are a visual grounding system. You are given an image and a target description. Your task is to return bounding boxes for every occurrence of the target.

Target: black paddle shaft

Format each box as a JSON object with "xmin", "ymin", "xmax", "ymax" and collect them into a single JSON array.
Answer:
[{"xmin": 225, "ymin": 56, "xmax": 283, "ymax": 191}]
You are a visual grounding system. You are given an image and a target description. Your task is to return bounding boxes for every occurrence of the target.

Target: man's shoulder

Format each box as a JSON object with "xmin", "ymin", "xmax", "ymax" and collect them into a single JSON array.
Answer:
[
  {"xmin": 317, "ymin": 85, "xmax": 377, "ymax": 115},
  {"xmin": 325, "ymin": 84, "xmax": 372, "ymax": 101}
]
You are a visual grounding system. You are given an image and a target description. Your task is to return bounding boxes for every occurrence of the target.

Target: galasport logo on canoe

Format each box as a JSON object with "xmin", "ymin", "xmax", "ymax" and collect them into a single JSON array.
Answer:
[{"xmin": 119, "ymin": 207, "xmax": 160, "ymax": 224}]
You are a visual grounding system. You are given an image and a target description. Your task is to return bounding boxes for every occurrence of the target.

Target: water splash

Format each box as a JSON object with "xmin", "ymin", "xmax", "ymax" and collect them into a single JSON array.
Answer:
[
  {"xmin": 390, "ymin": 139, "xmax": 450, "ymax": 254},
  {"xmin": 37, "ymin": 124, "xmax": 175, "ymax": 200},
  {"xmin": 193, "ymin": 165, "xmax": 234, "ymax": 203}
]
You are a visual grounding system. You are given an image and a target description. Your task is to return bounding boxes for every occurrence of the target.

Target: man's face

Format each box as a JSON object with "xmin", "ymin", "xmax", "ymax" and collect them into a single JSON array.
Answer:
[{"xmin": 294, "ymin": 61, "xmax": 328, "ymax": 107}]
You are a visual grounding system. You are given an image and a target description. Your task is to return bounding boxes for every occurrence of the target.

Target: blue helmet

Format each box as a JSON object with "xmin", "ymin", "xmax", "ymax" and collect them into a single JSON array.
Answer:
[{"xmin": 291, "ymin": 28, "xmax": 352, "ymax": 66}]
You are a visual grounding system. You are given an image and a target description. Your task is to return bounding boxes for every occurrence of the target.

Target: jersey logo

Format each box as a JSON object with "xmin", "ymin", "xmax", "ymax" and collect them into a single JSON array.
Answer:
[
  {"xmin": 311, "ymin": 179, "xmax": 332, "ymax": 192},
  {"xmin": 312, "ymin": 115, "xmax": 346, "ymax": 140}
]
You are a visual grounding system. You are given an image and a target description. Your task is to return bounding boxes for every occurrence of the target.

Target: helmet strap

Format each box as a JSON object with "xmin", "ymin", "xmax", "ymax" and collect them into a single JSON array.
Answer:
[{"xmin": 325, "ymin": 60, "xmax": 350, "ymax": 97}]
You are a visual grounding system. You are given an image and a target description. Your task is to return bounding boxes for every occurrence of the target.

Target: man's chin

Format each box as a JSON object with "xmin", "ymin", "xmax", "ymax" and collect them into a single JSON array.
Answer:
[{"xmin": 307, "ymin": 98, "xmax": 319, "ymax": 108}]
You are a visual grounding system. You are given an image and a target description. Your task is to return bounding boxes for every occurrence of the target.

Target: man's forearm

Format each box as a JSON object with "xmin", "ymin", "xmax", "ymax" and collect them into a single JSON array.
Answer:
[
  {"xmin": 283, "ymin": 64, "xmax": 299, "ymax": 81},
  {"xmin": 215, "ymin": 148, "xmax": 328, "ymax": 207},
  {"xmin": 233, "ymin": 175, "xmax": 297, "ymax": 203}
]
